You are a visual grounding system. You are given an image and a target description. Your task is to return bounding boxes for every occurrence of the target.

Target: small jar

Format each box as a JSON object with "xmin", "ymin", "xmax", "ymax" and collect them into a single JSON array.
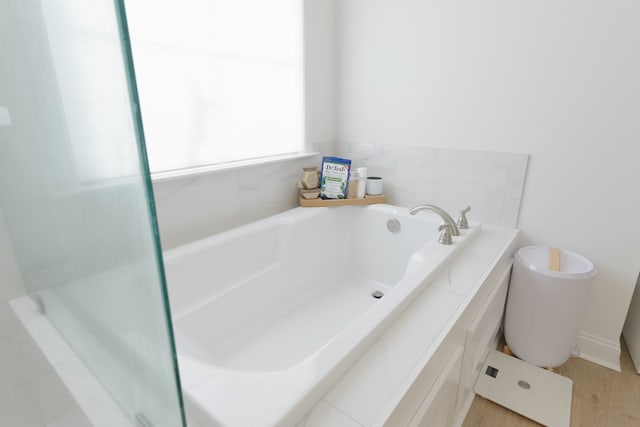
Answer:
[{"xmin": 365, "ymin": 176, "xmax": 383, "ymax": 195}]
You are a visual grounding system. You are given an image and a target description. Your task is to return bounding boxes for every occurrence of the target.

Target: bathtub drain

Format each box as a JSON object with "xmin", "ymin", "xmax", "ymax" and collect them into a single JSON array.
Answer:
[
  {"xmin": 371, "ymin": 290, "xmax": 384, "ymax": 299},
  {"xmin": 387, "ymin": 219, "xmax": 401, "ymax": 233}
]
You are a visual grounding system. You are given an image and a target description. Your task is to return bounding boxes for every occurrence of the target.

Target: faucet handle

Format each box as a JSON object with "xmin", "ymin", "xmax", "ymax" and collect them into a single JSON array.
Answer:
[
  {"xmin": 457, "ymin": 206, "xmax": 471, "ymax": 229},
  {"xmin": 437, "ymin": 223, "xmax": 453, "ymax": 245}
]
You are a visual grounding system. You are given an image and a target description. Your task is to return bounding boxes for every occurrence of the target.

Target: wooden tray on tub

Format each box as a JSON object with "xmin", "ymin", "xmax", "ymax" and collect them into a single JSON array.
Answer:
[{"xmin": 298, "ymin": 194, "xmax": 387, "ymax": 207}]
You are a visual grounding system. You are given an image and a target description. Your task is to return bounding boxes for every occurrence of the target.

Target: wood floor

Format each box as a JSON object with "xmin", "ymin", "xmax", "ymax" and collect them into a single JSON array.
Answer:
[{"xmin": 463, "ymin": 339, "xmax": 640, "ymax": 426}]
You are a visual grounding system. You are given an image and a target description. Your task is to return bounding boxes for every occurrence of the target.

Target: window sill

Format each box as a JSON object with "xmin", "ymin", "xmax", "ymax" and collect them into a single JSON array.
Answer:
[{"xmin": 150, "ymin": 152, "xmax": 320, "ymax": 183}]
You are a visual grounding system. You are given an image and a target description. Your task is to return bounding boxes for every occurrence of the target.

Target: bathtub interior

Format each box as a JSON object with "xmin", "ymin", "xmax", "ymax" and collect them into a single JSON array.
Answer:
[{"xmin": 165, "ymin": 205, "xmax": 442, "ymax": 372}]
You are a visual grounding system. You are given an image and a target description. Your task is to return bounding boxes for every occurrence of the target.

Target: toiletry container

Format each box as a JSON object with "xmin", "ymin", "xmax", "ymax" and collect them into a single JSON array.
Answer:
[
  {"xmin": 356, "ymin": 167, "xmax": 367, "ymax": 198},
  {"xmin": 347, "ymin": 171, "xmax": 360, "ymax": 199},
  {"xmin": 301, "ymin": 167, "xmax": 319, "ymax": 189},
  {"xmin": 366, "ymin": 177, "xmax": 383, "ymax": 195},
  {"xmin": 504, "ymin": 246, "xmax": 596, "ymax": 367}
]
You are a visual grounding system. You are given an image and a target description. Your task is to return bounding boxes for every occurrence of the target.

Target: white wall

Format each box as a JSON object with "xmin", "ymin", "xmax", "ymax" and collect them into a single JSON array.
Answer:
[{"xmin": 336, "ymin": 0, "xmax": 640, "ymax": 370}]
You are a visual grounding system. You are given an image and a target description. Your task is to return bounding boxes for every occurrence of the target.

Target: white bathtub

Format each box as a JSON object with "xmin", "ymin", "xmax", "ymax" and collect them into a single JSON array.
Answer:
[{"xmin": 164, "ymin": 204, "xmax": 479, "ymax": 427}]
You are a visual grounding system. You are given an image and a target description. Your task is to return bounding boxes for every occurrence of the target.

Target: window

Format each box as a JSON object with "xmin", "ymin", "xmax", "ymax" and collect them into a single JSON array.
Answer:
[{"xmin": 125, "ymin": 0, "xmax": 304, "ymax": 173}]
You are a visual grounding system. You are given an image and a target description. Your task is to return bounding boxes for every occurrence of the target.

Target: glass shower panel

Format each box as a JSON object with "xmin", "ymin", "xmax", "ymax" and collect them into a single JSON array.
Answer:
[{"xmin": 0, "ymin": 0, "xmax": 184, "ymax": 426}]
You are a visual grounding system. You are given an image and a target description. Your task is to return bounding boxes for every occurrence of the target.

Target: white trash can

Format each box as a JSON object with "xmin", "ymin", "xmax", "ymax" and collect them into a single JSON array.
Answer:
[{"xmin": 504, "ymin": 245, "xmax": 596, "ymax": 368}]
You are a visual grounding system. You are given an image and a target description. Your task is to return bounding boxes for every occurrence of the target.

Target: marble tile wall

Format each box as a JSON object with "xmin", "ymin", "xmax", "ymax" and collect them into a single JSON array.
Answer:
[
  {"xmin": 153, "ymin": 142, "xmax": 527, "ymax": 250},
  {"xmin": 335, "ymin": 142, "xmax": 529, "ymax": 228},
  {"xmin": 152, "ymin": 153, "xmax": 325, "ymax": 250}
]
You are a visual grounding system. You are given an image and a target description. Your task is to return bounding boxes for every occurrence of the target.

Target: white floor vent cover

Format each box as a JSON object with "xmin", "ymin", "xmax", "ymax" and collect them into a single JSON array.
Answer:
[{"xmin": 474, "ymin": 350, "xmax": 572, "ymax": 427}]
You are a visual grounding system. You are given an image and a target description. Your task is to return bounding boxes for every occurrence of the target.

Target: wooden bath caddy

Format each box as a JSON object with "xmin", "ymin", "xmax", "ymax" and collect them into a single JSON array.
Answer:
[{"xmin": 298, "ymin": 194, "xmax": 387, "ymax": 207}]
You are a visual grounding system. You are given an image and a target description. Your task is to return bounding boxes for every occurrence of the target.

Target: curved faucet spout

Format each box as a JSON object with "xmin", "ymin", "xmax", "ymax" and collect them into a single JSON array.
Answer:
[{"xmin": 409, "ymin": 204, "xmax": 460, "ymax": 236}]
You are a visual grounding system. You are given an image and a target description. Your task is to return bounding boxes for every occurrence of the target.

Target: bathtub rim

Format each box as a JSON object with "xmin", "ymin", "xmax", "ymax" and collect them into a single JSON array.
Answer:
[{"xmin": 164, "ymin": 204, "xmax": 443, "ymax": 320}]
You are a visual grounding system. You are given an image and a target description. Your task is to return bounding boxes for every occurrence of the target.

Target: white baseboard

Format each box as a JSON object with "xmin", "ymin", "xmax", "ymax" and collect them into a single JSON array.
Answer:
[{"xmin": 575, "ymin": 332, "xmax": 621, "ymax": 372}]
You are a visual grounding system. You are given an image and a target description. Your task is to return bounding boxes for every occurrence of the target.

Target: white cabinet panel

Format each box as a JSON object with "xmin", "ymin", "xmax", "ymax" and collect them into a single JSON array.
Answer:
[
  {"xmin": 409, "ymin": 346, "xmax": 463, "ymax": 427},
  {"xmin": 456, "ymin": 264, "xmax": 512, "ymax": 419}
]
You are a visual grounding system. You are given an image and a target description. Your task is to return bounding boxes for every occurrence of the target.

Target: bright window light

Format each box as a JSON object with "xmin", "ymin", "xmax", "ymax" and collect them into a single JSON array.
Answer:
[{"xmin": 125, "ymin": 0, "xmax": 304, "ymax": 173}]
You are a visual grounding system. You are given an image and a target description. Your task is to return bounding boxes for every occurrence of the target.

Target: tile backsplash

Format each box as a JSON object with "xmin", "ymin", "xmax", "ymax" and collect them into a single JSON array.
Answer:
[
  {"xmin": 153, "ymin": 143, "xmax": 528, "ymax": 250},
  {"xmin": 336, "ymin": 142, "xmax": 528, "ymax": 228},
  {"xmin": 152, "ymin": 154, "xmax": 323, "ymax": 250}
]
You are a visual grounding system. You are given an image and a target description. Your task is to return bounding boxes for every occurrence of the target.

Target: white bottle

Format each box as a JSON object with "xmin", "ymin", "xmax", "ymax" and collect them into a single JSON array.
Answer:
[
  {"xmin": 347, "ymin": 171, "xmax": 359, "ymax": 199},
  {"xmin": 356, "ymin": 167, "xmax": 367, "ymax": 198}
]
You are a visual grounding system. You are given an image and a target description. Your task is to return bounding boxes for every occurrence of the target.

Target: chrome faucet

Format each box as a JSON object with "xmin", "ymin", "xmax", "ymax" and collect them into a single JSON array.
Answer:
[{"xmin": 409, "ymin": 204, "xmax": 460, "ymax": 236}]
